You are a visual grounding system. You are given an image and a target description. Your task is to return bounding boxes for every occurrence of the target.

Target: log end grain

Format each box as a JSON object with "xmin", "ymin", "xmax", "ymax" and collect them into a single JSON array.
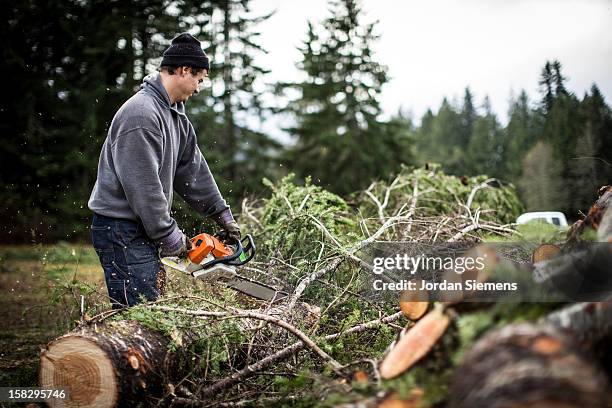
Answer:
[
  {"xmin": 532, "ymin": 244, "xmax": 561, "ymax": 264},
  {"xmin": 399, "ymin": 280, "xmax": 429, "ymax": 320},
  {"xmin": 379, "ymin": 307, "xmax": 450, "ymax": 379},
  {"xmin": 40, "ymin": 336, "xmax": 117, "ymax": 408},
  {"xmin": 398, "ymin": 299, "xmax": 429, "ymax": 321},
  {"xmin": 377, "ymin": 389, "xmax": 424, "ymax": 408}
]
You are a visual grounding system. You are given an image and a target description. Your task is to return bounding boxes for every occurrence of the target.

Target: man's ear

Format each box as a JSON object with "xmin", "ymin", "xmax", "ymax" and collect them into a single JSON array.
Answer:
[{"xmin": 181, "ymin": 66, "xmax": 192, "ymax": 76}]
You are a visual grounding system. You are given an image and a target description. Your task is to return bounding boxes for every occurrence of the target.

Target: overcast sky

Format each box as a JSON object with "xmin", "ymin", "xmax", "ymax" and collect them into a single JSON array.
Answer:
[{"xmin": 249, "ymin": 0, "xmax": 612, "ymax": 127}]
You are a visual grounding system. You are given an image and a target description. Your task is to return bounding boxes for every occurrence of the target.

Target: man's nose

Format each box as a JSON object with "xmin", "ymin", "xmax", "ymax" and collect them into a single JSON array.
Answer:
[{"xmin": 196, "ymin": 79, "xmax": 209, "ymax": 93}]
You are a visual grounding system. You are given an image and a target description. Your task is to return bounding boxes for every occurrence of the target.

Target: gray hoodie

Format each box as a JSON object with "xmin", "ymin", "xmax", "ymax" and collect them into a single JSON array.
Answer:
[{"xmin": 88, "ymin": 73, "xmax": 228, "ymax": 246}]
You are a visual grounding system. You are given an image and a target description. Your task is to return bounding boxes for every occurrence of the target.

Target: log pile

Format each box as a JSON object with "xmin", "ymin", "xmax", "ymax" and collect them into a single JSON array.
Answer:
[{"xmin": 449, "ymin": 304, "xmax": 612, "ymax": 408}]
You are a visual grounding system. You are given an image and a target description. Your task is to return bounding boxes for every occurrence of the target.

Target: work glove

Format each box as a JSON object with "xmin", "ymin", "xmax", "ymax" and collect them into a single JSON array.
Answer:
[
  {"xmin": 217, "ymin": 220, "xmax": 241, "ymax": 244},
  {"xmin": 158, "ymin": 230, "xmax": 192, "ymax": 258},
  {"xmin": 214, "ymin": 208, "xmax": 241, "ymax": 244}
]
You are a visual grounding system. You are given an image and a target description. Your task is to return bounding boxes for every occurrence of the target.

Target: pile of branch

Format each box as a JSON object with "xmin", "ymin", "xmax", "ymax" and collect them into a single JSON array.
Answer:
[{"xmin": 41, "ymin": 166, "xmax": 560, "ymax": 407}]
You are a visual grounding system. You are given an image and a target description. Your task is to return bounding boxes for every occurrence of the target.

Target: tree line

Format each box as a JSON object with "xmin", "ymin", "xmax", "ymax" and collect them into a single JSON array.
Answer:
[
  {"xmin": 415, "ymin": 61, "xmax": 611, "ymax": 219},
  {"xmin": 1, "ymin": 0, "xmax": 610, "ymax": 242}
]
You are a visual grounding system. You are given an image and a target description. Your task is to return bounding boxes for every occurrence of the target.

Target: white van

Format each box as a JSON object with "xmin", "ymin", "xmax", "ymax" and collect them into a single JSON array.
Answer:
[{"xmin": 516, "ymin": 211, "xmax": 568, "ymax": 227}]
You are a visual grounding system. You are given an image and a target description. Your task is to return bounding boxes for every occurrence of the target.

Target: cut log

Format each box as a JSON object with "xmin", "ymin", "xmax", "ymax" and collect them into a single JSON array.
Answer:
[
  {"xmin": 532, "ymin": 243, "xmax": 612, "ymax": 300},
  {"xmin": 532, "ymin": 243, "xmax": 561, "ymax": 263},
  {"xmin": 40, "ymin": 320, "xmax": 170, "ymax": 408},
  {"xmin": 398, "ymin": 298, "xmax": 429, "ymax": 321},
  {"xmin": 399, "ymin": 280, "xmax": 429, "ymax": 320},
  {"xmin": 449, "ymin": 302, "xmax": 612, "ymax": 408},
  {"xmin": 377, "ymin": 389, "xmax": 424, "ymax": 408},
  {"xmin": 598, "ymin": 204, "xmax": 612, "ymax": 241},
  {"xmin": 379, "ymin": 305, "xmax": 450, "ymax": 379},
  {"xmin": 439, "ymin": 244, "xmax": 506, "ymax": 304},
  {"xmin": 531, "ymin": 203, "xmax": 612, "ymax": 300},
  {"xmin": 449, "ymin": 323, "xmax": 610, "ymax": 408}
]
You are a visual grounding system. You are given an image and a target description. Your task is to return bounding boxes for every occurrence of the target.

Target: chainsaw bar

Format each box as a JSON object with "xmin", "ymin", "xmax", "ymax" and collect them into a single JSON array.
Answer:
[
  {"xmin": 224, "ymin": 275, "xmax": 287, "ymax": 302},
  {"xmin": 161, "ymin": 256, "xmax": 286, "ymax": 302}
]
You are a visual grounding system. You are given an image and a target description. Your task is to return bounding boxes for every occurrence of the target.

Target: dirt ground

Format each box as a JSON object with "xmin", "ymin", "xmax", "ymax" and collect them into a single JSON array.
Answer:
[{"xmin": 0, "ymin": 244, "xmax": 107, "ymax": 390}]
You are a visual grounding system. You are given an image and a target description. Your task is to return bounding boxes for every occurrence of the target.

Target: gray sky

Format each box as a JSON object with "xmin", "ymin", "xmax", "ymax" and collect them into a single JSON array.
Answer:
[{"xmin": 249, "ymin": 0, "xmax": 612, "ymax": 127}]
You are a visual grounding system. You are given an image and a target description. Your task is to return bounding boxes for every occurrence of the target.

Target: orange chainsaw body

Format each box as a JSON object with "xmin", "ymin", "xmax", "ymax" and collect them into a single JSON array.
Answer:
[
  {"xmin": 188, "ymin": 233, "xmax": 233, "ymax": 264},
  {"xmin": 161, "ymin": 233, "xmax": 283, "ymax": 301}
]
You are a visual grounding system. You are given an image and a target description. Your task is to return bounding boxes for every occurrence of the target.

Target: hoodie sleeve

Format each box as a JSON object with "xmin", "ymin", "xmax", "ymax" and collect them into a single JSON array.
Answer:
[
  {"xmin": 174, "ymin": 126, "xmax": 229, "ymax": 218},
  {"xmin": 111, "ymin": 127, "xmax": 182, "ymax": 245}
]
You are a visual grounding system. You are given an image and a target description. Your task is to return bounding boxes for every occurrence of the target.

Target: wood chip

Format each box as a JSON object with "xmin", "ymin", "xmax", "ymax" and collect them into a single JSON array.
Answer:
[{"xmin": 353, "ymin": 370, "xmax": 368, "ymax": 384}]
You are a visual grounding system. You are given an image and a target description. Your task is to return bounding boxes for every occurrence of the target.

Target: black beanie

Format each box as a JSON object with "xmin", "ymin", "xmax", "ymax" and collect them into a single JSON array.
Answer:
[{"xmin": 161, "ymin": 33, "xmax": 210, "ymax": 71}]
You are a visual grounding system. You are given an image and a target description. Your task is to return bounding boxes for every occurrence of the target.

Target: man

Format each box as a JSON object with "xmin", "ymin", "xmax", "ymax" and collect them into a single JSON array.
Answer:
[{"xmin": 88, "ymin": 33, "xmax": 239, "ymax": 308}]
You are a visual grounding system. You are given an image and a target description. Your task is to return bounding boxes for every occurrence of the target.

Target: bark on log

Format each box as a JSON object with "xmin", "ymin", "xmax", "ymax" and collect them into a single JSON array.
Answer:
[
  {"xmin": 544, "ymin": 301, "xmax": 612, "ymax": 368},
  {"xmin": 449, "ymin": 302, "xmax": 612, "ymax": 408},
  {"xmin": 39, "ymin": 301, "xmax": 322, "ymax": 407},
  {"xmin": 544, "ymin": 301, "xmax": 612, "ymax": 346},
  {"xmin": 566, "ymin": 185, "xmax": 612, "ymax": 245},
  {"xmin": 40, "ymin": 320, "xmax": 171, "ymax": 408}
]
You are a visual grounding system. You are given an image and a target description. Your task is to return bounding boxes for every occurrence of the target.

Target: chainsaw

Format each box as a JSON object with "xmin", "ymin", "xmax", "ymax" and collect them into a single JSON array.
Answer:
[{"xmin": 161, "ymin": 233, "xmax": 286, "ymax": 302}]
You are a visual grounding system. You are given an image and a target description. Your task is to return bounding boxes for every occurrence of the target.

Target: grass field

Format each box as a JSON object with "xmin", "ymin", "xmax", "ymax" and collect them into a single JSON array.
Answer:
[{"xmin": 0, "ymin": 243, "xmax": 108, "ymax": 389}]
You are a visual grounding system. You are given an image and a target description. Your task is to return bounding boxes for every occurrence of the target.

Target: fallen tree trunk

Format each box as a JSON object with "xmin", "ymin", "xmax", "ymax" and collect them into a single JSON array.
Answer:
[
  {"xmin": 38, "ymin": 300, "xmax": 341, "ymax": 407},
  {"xmin": 566, "ymin": 185, "xmax": 612, "ymax": 245},
  {"xmin": 449, "ymin": 301, "xmax": 612, "ymax": 408}
]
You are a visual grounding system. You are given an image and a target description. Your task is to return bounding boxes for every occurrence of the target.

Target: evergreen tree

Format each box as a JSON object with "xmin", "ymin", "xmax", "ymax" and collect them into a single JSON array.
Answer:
[
  {"xmin": 519, "ymin": 142, "xmax": 566, "ymax": 211},
  {"xmin": 587, "ymin": 84, "xmax": 612, "ymax": 169},
  {"xmin": 282, "ymin": 0, "xmax": 411, "ymax": 194},
  {"xmin": 459, "ymin": 87, "xmax": 477, "ymax": 149},
  {"xmin": 414, "ymin": 108, "xmax": 435, "ymax": 164},
  {"xmin": 1, "ymin": 0, "xmax": 181, "ymax": 241},
  {"xmin": 551, "ymin": 60, "xmax": 568, "ymax": 96},
  {"xmin": 543, "ymin": 94, "xmax": 582, "ymax": 214},
  {"xmin": 504, "ymin": 90, "xmax": 540, "ymax": 179},
  {"xmin": 538, "ymin": 61, "xmax": 555, "ymax": 113},
  {"xmin": 420, "ymin": 109, "xmax": 435, "ymax": 138},
  {"xmin": 451, "ymin": 87, "xmax": 478, "ymax": 173},
  {"xmin": 384, "ymin": 109, "xmax": 416, "ymax": 164},
  {"xmin": 543, "ymin": 94, "xmax": 581, "ymax": 164},
  {"xmin": 537, "ymin": 60, "xmax": 581, "ymax": 214},
  {"xmin": 413, "ymin": 92, "xmax": 485, "ymax": 175},
  {"xmin": 569, "ymin": 85, "xmax": 612, "ymax": 212},
  {"xmin": 431, "ymin": 98, "xmax": 464, "ymax": 173},
  {"xmin": 569, "ymin": 122, "xmax": 602, "ymax": 212},
  {"xmin": 465, "ymin": 96, "xmax": 505, "ymax": 177}
]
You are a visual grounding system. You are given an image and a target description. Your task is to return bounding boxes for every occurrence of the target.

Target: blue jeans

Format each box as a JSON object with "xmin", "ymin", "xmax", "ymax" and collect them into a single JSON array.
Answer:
[{"xmin": 91, "ymin": 213, "xmax": 162, "ymax": 309}]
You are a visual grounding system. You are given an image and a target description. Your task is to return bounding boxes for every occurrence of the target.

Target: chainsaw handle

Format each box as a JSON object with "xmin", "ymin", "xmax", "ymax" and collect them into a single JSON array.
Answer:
[
  {"xmin": 227, "ymin": 234, "xmax": 256, "ymax": 266},
  {"xmin": 200, "ymin": 234, "xmax": 256, "ymax": 269}
]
